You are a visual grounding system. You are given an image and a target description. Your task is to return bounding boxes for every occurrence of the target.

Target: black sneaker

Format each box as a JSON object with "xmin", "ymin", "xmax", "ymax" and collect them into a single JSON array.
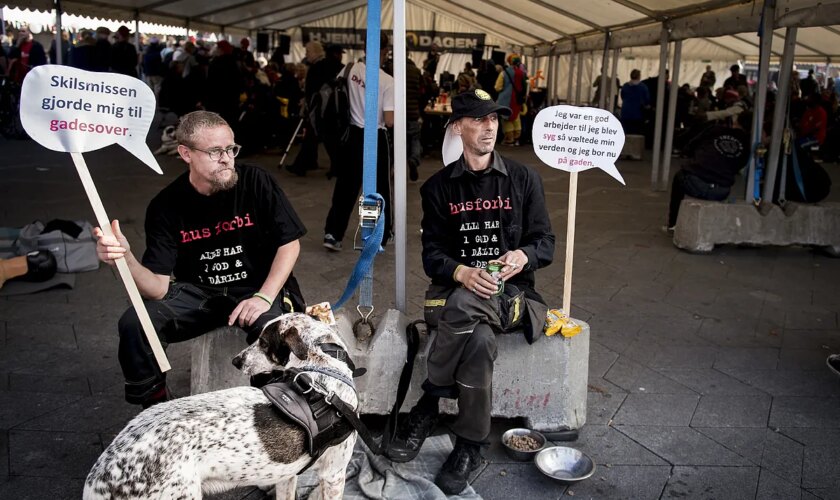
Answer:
[
  {"xmin": 386, "ymin": 404, "xmax": 439, "ymax": 463},
  {"xmin": 828, "ymin": 354, "xmax": 840, "ymax": 377},
  {"xmin": 434, "ymin": 440, "xmax": 482, "ymax": 495},
  {"xmin": 323, "ymin": 234, "xmax": 342, "ymax": 252}
]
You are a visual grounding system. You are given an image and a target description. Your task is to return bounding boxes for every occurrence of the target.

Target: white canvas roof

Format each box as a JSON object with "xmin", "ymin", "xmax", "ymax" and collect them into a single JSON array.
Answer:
[{"xmin": 4, "ymin": 0, "xmax": 840, "ymax": 62}]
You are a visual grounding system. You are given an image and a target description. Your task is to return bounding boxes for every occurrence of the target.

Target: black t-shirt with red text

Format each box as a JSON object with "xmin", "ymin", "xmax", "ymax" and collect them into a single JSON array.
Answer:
[{"xmin": 142, "ymin": 163, "xmax": 306, "ymax": 292}]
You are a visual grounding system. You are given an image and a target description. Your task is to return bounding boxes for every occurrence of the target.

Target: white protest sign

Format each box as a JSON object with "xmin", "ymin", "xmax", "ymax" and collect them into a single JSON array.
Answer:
[
  {"xmin": 532, "ymin": 105, "xmax": 625, "ymax": 185},
  {"xmin": 20, "ymin": 65, "xmax": 170, "ymax": 372},
  {"xmin": 532, "ymin": 105, "xmax": 626, "ymax": 317},
  {"xmin": 21, "ymin": 65, "xmax": 162, "ymax": 174}
]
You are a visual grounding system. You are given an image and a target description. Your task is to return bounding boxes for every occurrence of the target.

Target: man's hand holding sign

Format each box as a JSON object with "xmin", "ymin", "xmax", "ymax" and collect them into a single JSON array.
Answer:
[
  {"xmin": 21, "ymin": 65, "xmax": 170, "ymax": 372},
  {"xmin": 532, "ymin": 105, "xmax": 625, "ymax": 321}
]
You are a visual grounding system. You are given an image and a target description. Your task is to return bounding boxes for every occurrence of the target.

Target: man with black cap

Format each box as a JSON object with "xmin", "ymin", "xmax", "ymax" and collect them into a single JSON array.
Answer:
[
  {"xmin": 110, "ymin": 25, "xmax": 138, "ymax": 78},
  {"xmin": 386, "ymin": 88, "xmax": 554, "ymax": 494}
]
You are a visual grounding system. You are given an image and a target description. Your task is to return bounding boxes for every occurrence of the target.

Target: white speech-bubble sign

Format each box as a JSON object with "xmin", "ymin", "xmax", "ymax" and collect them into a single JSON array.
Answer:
[
  {"xmin": 21, "ymin": 65, "xmax": 162, "ymax": 174},
  {"xmin": 532, "ymin": 105, "xmax": 625, "ymax": 185}
]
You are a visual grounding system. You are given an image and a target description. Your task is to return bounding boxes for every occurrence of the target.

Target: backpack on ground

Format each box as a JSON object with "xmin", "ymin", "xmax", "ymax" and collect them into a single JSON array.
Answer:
[{"xmin": 310, "ymin": 62, "xmax": 354, "ymax": 149}]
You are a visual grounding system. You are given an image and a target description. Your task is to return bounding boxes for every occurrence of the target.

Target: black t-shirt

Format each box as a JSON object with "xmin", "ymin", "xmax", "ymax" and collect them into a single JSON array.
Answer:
[
  {"xmin": 142, "ymin": 163, "xmax": 306, "ymax": 292},
  {"xmin": 684, "ymin": 126, "xmax": 750, "ymax": 187},
  {"xmin": 420, "ymin": 153, "xmax": 555, "ymax": 298}
]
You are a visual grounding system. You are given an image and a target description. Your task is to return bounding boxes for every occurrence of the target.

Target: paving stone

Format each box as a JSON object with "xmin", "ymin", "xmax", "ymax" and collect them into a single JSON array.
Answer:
[
  {"xmin": 756, "ymin": 469, "xmax": 808, "ymax": 500},
  {"xmin": 779, "ymin": 348, "xmax": 835, "ymax": 370},
  {"xmin": 471, "ymin": 462, "xmax": 563, "ymax": 500},
  {"xmin": 0, "ymin": 392, "xmax": 84, "ymax": 429},
  {"xmin": 713, "ymin": 347, "xmax": 779, "ymax": 370},
  {"xmin": 649, "ymin": 345, "xmax": 719, "ymax": 370},
  {"xmin": 784, "ymin": 308, "xmax": 838, "ymax": 330},
  {"xmin": 697, "ymin": 317, "xmax": 781, "ymax": 348},
  {"xmin": 663, "ymin": 465, "xmax": 760, "ymax": 499},
  {"xmin": 8, "ymin": 430, "xmax": 102, "ymax": 478},
  {"xmin": 770, "ymin": 397, "xmax": 840, "ymax": 429},
  {"xmin": 0, "ymin": 430, "xmax": 7, "ymax": 476},
  {"xmin": 694, "ymin": 427, "xmax": 768, "ymax": 464},
  {"xmin": 761, "ymin": 430, "xmax": 805, "ymax": 486},
  {"xmin": 573, "ymin": 425, "xmax": 669, "ymax": 466},
  {"xmin": 690, "ymin": 395, "xmax": 772, "ymax": 428},
  {"xmin": 802, "ymin": 445, "xmax": 840, "ymax": 490},
  {"xmin": 0, "ymin": 373, "xmax": 8, "ymax": 391},
  {"xmin": 560, "ymin": 465, "xmax": 671, "ymax": 499},
  {"xmin": 15, "ymin": 394, "xmax": 139, "ymax": 434},
  {"xmin": 605, "ymin": 358, "xmax": 696, "ymax": 394},
  {"xmin": 8, "ymin": 373, "xmax": 91, "ymax": 396},
  {"xmin": 719, "ymin": 368, "xmax": 840, "ymax": 397},
  {"xmin": 5, "ymin": 321, "xmax": 77, "ymax": 350},
  {"xmin": 807, "ymin": 488, "xmax": 840, "ymax": 500},
  {"xmin": 0, "ymin": 476, "xmax": 86, "ymax": 500},
  {"xmin": 616, "ymin": 426, "xmax": 751, "ymax": 466},
  {"xmin": 782, "ymin": 329, "xmax": 840, "ymax": 350},
  {"xmin": 612, "ymin": 394, "xmax": 699, "ymax": 426},
  {"xmin": 586, "ymin": 379, "xmax": 627, "ymax": 425},
  {"xmin": 777, "ymin": 428, "xmax": 840, "ymax": 447},
  {"xmin": 588, "ymin": 341, "xmax": 619, "ymax": 378},
  {"xmin": 659, "ymin": 368, "xmax": 767, "ymax": 396}
]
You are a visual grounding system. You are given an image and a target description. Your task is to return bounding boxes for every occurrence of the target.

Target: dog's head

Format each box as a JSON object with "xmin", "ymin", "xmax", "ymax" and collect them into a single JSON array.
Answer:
[
  {"xmin": 161, "ymin": 125, "xmax": 176, "ymax": 142},
  {"xmin": 232, "ymin": 313, "xmax": 346, "ymax": 376}
]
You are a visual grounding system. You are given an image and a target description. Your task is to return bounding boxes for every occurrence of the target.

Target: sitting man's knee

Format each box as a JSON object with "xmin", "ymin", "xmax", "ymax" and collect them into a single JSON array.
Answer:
[{"xmin": 117, "ymin": 307, "xmax": 141, "ymax": 338}]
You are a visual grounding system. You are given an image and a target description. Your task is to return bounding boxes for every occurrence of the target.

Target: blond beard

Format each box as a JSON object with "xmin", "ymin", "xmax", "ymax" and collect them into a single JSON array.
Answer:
[{"xmin": 209, "ymin": 168, "xmax": 239, "ymax": 194}]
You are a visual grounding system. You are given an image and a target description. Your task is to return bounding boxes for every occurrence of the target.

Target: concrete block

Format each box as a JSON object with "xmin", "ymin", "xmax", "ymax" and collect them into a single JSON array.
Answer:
[
  {"xmin": 673, "ymin": 199, "xmax": 840, "ymax": 254},
  {"xmin": 620, "ymin": 134, "xmax": 645, "ymax": 160},
  {"xmin": 337, "ymin": 309, "xmax": 589, "ymax": 432},
  {"xmin": 190, "ymin": 327, "xmax": 250, "ymax": 395}
]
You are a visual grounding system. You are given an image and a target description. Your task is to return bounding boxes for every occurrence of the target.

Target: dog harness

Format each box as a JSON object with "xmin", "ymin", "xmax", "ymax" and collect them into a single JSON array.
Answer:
[{"xmin": 261, "ymin": 368, "xmax": 355, "ymax": 467}]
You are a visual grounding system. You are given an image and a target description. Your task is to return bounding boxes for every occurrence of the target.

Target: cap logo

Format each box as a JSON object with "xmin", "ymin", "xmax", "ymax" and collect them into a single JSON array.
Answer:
[{"xmin": 475, "ymin": 89, "xmax": 491, "ymax": 100}]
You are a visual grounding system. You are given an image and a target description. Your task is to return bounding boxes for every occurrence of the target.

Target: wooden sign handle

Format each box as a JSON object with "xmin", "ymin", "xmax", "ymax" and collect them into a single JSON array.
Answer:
[
  {"xmin": 562, "ymin": 171, "xmax": 578, "ymax": 316},
  {"xmin": 70, "ymin": 152, "xmax": 170, "ymax": 372}
]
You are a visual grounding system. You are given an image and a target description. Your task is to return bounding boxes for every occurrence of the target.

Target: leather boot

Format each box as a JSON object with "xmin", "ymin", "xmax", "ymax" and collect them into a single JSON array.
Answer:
[
  {"xmin": 386, "ymin": 398, "xmax": 440, "ymax": 463},
  {"xmin": 435, "ymin": 438, "xmax": 483, "ymax": 494}
]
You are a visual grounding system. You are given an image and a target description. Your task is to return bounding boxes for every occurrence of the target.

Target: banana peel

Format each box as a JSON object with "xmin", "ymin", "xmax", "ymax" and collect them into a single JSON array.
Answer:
[{"xmin": 544, "ymin": 308, "xmax": 582, "ymax": 338}]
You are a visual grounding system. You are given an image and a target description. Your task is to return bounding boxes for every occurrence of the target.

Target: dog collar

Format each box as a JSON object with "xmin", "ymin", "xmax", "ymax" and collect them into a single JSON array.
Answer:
[{"xmin": 319, "ymin": 342, "xmax": 366, "ymax": 377}]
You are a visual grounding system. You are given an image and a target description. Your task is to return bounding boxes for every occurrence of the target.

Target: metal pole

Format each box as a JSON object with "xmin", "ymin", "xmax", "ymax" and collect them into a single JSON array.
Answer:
[
  {"xmin": 746, "ymin": 0, "xmax": 775, "ymax": 202},
  {"xmin": 567, "ymin": 43, "xmax": 576, "ymax": 104},
  {"xmin": 607, "ymin": 47, "xmax": 619, "ymax": 113},
  {"xmin": 134, "ymin": 10, "xmax": 140, "ymax": 51},
  {"xmin": 762, "ymin": 26, "xmax": 796, "ymax": 203},
  {"xmin": 393, "ymin": 0, "xmax": 407, "ymax": 313},
  {"xmin": 661, "ymin": 39, "xmax": 682, "ymax": 191},
  {"xmin": 574, "ymin": 52, "xmax": 583, "ymax": 105},
  {"xmin": 54, "ymin": 0, "xmax": 63, "ymax": 65},
  {"xmin": 546, "ymin": 48, "xmax": 554, "ymax": 105},
  {"xmin": 651, "ymin": 27, "xmax": 669, "ymax": 190},
  {"xmin": 598, "ymin": 34, "xmax": 610, "ymax": 110}
]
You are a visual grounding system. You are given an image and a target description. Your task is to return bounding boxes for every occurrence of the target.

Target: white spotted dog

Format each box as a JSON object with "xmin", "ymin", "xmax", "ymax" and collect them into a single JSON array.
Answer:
[{"xmin": 83, "ymin": 313, "xmax": 358, "ymax": 500}]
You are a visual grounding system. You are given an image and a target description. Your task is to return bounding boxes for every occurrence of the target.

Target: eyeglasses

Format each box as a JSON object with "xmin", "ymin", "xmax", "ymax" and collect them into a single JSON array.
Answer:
[{"xmin": 186, "ymin": 144, "xmax": 241, "ymax": 161}]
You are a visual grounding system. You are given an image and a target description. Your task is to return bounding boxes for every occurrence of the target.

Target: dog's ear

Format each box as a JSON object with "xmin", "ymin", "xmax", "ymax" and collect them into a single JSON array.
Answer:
[
  {"xmin": 281, "ymin": 326, "xmax": 310, "ymax": 361},
  {"xmin": 264, "ymin": 324, "xmax": 291, "ymax": 365}
]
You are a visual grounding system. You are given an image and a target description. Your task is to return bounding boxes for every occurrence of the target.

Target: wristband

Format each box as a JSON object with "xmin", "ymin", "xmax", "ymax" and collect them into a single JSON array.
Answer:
[
  {"xmin": 253, "ymin": 292, "xmax": 274, "ymax": 306},
  {"xmin": 453, "ymin": 264, "xmax": 465, "ymax": 284}
]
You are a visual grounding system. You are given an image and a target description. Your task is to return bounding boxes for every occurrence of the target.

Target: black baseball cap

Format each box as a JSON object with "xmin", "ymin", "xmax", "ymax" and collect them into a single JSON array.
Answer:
[{"xmin": 450, "ymin": 89, "xmax": 511, "ymax": 122}]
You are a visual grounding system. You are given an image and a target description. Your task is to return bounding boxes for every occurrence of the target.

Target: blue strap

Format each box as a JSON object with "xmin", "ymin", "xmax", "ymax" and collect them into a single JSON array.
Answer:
[
  {"xmin": 332, "ymin": 0, "xmax": 385, "ymax": 312},
  {"xmin": 790, "ymin": 143, "xmax": 807, "ymax": 201},
  {"xmin": 753, "ymin": 142, "xmax": 763, "ymax": 203}
]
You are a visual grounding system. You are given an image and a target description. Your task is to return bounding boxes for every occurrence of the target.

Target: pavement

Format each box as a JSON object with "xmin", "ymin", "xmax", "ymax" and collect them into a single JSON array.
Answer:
[{"xmin": 1, "ymin": 123, "xmax": 839, "ymax": 500}]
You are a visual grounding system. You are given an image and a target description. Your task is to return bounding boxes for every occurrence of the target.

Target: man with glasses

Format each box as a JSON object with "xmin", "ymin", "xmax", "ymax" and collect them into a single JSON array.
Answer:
[{"xmin": 93, "ymin": 111, "xmax": 307, "ymax": 408}]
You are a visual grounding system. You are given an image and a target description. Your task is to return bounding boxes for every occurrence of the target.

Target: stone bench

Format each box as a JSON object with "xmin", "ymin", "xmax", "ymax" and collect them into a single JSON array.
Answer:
[
  {"xmin": 620, "ymin": 134, "xmax": 645, "ymax": 160},
  {"xmin": 337, "ymin": 309, "xmax": 589, "ymax": 434},
  {"xmin": 673, "ymin": 199, "xmax": 840, "ymax": 255},
  {"xmin": 191, "ymin": 310, "xmax": 590, "ymax": 434}
]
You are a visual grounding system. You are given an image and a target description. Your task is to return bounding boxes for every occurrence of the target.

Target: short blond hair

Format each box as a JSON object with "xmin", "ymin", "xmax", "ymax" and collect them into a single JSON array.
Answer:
[{"xmin": 175, "ymin": 111, "xmax": 231, "ymax": 146}]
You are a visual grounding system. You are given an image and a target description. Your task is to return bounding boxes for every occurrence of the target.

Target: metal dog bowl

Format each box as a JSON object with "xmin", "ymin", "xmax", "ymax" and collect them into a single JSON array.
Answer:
[
  {"xmin": 501, "ymin": 428, "xmax": 547, "ymax": 461},
  {"xmin": 534, "ymin": 446, "xmax": 596, "ymax": 484}
]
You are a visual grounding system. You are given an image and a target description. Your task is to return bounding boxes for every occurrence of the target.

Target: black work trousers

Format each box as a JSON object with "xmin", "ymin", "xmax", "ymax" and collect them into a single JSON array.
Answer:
[
  {"xmin": 117, "ymin": 282, "xmax": 286, "ymax": 405},
  {"xmin": 668, "ymin": 170, "xmax": 731, "ymax": 227},
  {"xmin": 324, "ymin": 126, "xmax": 393, "ymax": 243}
]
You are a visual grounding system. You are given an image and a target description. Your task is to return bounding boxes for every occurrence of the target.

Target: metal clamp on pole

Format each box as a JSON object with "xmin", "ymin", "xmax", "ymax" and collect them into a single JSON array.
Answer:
[
  {"xmin": 353, "ymin": 304, "xmax": 376, "ymax": 342},
  {"xmin": 354, "ymin": 196, "xmax": 383, "ymax": 250}
]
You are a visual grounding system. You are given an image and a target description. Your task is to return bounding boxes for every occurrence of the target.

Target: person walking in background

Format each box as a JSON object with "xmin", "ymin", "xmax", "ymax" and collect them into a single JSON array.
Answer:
[
  {"xmin": 495, "ymin": 54, "xmax": 528, "ymax": 146},
  {"xmin": 620, "ymin": 69, "xmax": 650, "ymax": 135}
]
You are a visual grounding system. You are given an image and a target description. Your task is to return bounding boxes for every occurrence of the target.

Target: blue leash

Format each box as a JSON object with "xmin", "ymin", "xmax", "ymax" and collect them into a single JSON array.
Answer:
[{"xmin": 333, "ymin": 0, "xmax": 385, "ymax": 324}]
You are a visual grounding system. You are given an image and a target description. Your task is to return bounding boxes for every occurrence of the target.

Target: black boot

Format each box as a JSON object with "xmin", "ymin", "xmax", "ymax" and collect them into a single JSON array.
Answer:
[
  {"xmin": 435, "ymin": 438, "xmax": 483, "ymax": 495},
  {"xmin": 386, "ymin": 394, "xmax": 439, "ymax": 463}
]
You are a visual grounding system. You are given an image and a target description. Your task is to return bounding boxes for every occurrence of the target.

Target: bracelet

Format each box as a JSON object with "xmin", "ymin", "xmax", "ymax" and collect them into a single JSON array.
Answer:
[{"xmin": 253, "ymin": 292, "xmax": 274, "ymax": 306}]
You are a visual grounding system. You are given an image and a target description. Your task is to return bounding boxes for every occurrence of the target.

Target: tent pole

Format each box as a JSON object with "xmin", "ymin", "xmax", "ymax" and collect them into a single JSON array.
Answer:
[
  {"xmin": 393, "ymin": 0, "xmax": 407, "ymax": 313},
  {"xmin": 746, "ymin": 0, "xmax": 775, "ymax": 202},
  {"xmin": 607, "ymin": 47, "xmax": 619, "ymax": 113},
  {"xmin": 546, "ymin": 47, "xmax": 554, "ymax": 105},
  {"xmin": 661, "ymin": 39, "xmax": 682, "ymax": 191},
  {"xmin": 575, "ymin": 52, "xmax": 583, "ymax": 105},
  {"xmin": 598, "ymin": 33, "xmax": 610, "ymax": 110},
  {"xmin": 762, "ymin": 26, "xmax": 796, "ymax": 203},
  {"xmin": 54, "ymin": 0, "xmax": 63, "ymax": 65},
  {"xmin": 651, "ymin": 26, "xmax": 669, "ymax": 191},
  {"xmin": 567, "ymin": 42, "xmax": 576, "ymax": 104},
  {"xmin": 134, "ymin": 11, "xmax": 140, "ymax": 52}
]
